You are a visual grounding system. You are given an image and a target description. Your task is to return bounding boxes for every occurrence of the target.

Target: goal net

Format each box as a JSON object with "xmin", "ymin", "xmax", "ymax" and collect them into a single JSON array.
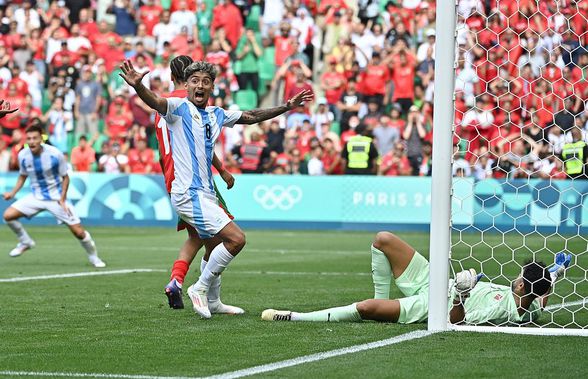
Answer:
[{"xmin": 429, "ymin": 0, "xmax": 588, "ymax": 336}]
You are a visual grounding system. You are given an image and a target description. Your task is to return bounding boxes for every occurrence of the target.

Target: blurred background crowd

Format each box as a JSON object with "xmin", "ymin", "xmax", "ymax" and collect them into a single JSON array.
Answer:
[{"xmin": 0, "ymin": 0, "xmax": 586, "ymax": 179}]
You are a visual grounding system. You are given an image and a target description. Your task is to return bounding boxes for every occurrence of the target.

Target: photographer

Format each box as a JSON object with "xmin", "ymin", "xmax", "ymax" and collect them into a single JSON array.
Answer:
[
  {"xmin": 402, "ymin": 105, "xmax": 427, "ymax": 176},
  {"xmin": 98, "ymin": 141, "xmax": 130, "ymax": 174}
]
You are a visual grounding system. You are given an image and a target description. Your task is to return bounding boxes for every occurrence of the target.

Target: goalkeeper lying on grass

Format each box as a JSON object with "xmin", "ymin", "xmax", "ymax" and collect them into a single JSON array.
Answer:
[{"xmin": 262, "ymin": 232, "xmax": 572, "ymax": 325}]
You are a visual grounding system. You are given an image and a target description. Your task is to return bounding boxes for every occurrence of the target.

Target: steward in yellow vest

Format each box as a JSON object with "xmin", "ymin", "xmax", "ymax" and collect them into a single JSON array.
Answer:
[
  {"xmin": 341, "ymin": 125, "xmax": 379, "ymax": 175},
  {"xmin": 561, "ymin": 127, "xmax": 588, "ymax": 179}
]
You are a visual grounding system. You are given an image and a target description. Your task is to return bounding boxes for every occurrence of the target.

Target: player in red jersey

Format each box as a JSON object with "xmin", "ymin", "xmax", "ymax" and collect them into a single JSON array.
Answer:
[{"xmin": 156, "ymin": 56, "xmax": 242, "ymax": 314}]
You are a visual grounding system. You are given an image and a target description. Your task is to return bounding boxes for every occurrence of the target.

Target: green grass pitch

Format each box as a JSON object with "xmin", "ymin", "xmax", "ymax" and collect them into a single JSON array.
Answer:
[{"xmin": 0, "ymin": 227, "xmax": 586, "ymax": 378}]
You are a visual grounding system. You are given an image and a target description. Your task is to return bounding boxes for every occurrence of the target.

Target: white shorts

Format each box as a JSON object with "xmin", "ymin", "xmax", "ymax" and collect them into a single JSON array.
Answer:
[
  {"xmin": 11, "ymin": 194, "xmax": 81, "ymax": 225},
  {"xmin": 171, "ymin": 190, "xmax": 231, "ymax": 239}
]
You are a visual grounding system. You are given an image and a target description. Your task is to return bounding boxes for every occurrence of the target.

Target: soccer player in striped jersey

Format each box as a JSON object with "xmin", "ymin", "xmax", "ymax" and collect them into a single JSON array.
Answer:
[
  {"xmin": 2, "ymin": 124, "xmax": 105, "ymax": 267},
  {"xmin": 119, "ymin": 59, "xmax": 313, "ymax": 318},
  {"xmin": 157, "ymin": 55, "xmax": 242, "ymax": 314}
]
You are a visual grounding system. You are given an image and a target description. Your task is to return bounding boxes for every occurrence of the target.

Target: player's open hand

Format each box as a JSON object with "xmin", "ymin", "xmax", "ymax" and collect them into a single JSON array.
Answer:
[
  {"xmin": 0, "ymin": 100, "xmax": 18, "ymax": 119},
  {"xmin": 220, "ymin": 170, "xmax": 235, "ymax": 189},
  {"xmin": 3, "ymin": 192, "xmax": 14, "ymax": 200},
  {"xmin": 286, "ymin": 90, "xmax": 314, "ymax": 109},
  {"xmin": 119, "ymin": 60, "xmax": 149, "ymax": 88}
]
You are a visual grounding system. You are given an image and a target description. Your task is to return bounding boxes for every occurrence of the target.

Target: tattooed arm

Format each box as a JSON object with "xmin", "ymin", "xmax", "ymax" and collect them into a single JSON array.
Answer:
[{"xmin": 237, "ymin": 90, "xmax": 314, "ymax": 125}]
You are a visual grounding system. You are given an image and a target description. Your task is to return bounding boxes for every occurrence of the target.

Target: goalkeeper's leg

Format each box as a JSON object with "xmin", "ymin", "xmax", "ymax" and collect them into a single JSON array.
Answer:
[
  {"xmin": 262, "ymin": 299, "xmax": 401, "ymax": 322},
  {"xmin": 371, "ymin": 232, "xmax": 417, "ymax": 298}
]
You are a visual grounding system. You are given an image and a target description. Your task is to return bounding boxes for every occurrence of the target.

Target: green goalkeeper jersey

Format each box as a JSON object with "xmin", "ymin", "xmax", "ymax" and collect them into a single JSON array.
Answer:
[{"xmin": 452, "ymin": 282, "xmax": 542, "ymax": 325}]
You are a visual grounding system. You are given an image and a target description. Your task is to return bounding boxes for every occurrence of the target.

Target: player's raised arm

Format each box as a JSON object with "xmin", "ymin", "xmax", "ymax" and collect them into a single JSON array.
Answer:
[
  {"xmin": 0, "ymin": 99, "xmax": 18, "ymax": 119},
  {"xmin": 119, "ymin": 60, "xmax": 167, "ymax": 115},
  {"xmin": 237, "ymin": 90, "xmax": 314, "ymax": 125}
]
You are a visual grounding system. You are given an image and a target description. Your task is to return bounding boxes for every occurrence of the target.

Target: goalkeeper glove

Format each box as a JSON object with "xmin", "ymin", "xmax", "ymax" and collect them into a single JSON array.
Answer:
[
  {"xmin": 453, "ymin": 268, "xmax": 481, "ymax": 303},
  {"xmin": 548, "ymin": 252, "xmax": 572, "ymax": 284}
]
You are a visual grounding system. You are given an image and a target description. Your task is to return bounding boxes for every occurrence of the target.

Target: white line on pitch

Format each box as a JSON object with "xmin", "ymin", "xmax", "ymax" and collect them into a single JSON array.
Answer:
[
  {"xmin": 0, "ymin": 269, "xmax": 167, "ymax": 283},
  {"xmin": 229, "ymin": 270, "xmax": 370, "ymax": 276},
  {"xmin": 205, "ymin": 330, "xmax": 435, "ymax": 379},
  {"xmin": 0, "ymin": 371, "xmax": 197, "ymax": 379},
  {"xmin": 545, "ymin": 298, "xmax": 587, "ymax": 311},
  {"xmin": 0, "ymin": 332, "xmax": 434, "ymax": 379}
]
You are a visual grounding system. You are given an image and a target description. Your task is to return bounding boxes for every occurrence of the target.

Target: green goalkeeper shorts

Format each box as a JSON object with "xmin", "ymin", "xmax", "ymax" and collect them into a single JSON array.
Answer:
[{"xmin": 396, "ymin": 251, "xmax": 430, "ymax": 324}]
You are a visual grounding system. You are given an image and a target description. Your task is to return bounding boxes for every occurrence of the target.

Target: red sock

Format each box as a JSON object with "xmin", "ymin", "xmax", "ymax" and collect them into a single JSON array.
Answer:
[{"xmin": 171, "ymin": 260, "xmax": 190, "ymax": 284}]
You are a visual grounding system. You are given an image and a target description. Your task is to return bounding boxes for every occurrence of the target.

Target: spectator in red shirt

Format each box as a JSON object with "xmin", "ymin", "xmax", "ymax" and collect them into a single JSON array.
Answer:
[
  {"xmin": 170, "ymin": 26, "xmax": 191, "ymax": 56},
  {"xmin": 318, "ymin": 0, "xmax": 348, "ymax": 15},
  {"xmin": 91, "ymin": 21, "xmax": 124, "ymax": 66},
  {"xmin": 70, "ymin": 135, "xmax": 96, "ymax": 172},
  {"xmin": 127, "ymin": 138, "xmax": 155, "ymax": 174},
  {"xmin": 17, "ymin": 94, "xmax": 42, "ymax": 130},
  {"xmin": 106, "ymin": 97, "xmax": 133, "ymax": 143},
  {"xmin": 78, "ymin": 8, "xmax": 99, "ymax": 38},
  {"xmin": 321, "ymin": 56, "xmax": 347, "ymax": 106},
  {"xmin": 284, "ymin": 70, "xmax": 314, "ymax": 111},
  {"xmin": 205, "ymin": 39, "xmax": 231, "ymax": 71},
  {"xmin": 321, "ymin": 137, "xmax": 343, "ymax": 175},
  {"xmin": 7, "ymin": 66, "xmax": 28, "ymax": 96},
  {"xmin": 211, "ymin": 0, "xmax": 243, "ymax": 48},
  {"xmin": 390, "ymin": 49, "xmax": 416, "ymax": 115},
  {"xmin": 50, "ymin": 42, "xmax": 79, "ymax": 72},
  {"xmin": 170, "ymin": 0, "xmax": 197, "ymax": 12},
  {"xmin": 379, "ymin": 143, "xmax": 411, "ymax": 176},
  {"xmin": 274, "ymin": 23, "xmax": 295, "ymax": 68},
  {"xmin": 295, "ymin": 120, "xmax": 317, "ymax": 157},
  {"xmin": 359, "ymin": 51, "xmax": 390, "ymax": 106},
  {"xmin": 139, "ymin": 0, "xmax": 163, "ymax": 36}
]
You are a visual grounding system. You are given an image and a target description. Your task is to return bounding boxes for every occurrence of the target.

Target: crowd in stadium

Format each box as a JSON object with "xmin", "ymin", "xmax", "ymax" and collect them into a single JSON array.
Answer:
[{"xmin": 0, "ymin": 0, "xmax": 586, "ymax": 178}]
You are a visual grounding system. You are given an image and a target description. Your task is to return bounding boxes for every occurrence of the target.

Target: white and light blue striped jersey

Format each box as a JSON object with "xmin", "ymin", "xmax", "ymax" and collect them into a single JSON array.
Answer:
[
  {"xmin": 18, "ymin": 144, "xmax": 68, "ymax": 201},
  {"xmin": 161, "ymin": 97, "xmax": 242, "ymax": 195}
]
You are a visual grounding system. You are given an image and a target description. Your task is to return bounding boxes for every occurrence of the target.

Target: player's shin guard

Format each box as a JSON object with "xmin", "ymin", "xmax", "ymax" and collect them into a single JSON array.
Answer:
[
  {"xmin": 171, "ymin": 259, "xmax": 190, "ymax": 284},
  {"xmin": 371, "ymin": 245, "xmax": 392, "ymax": 299},
  {"xmin": 195, "ymin": 243, "xmax": 233, "ymax": 290},
  {"xmin": 6, "ymin": 220, "xmax": 32, "ymax": 244},
  {"xmin": 201, "ymin": 258, "xmax": 221, "ymax": 301},
  {"xmin": 80, "ymin": 231, "xmax": 97, "ymax": 255},
  {"xmin": 292, "ymin": 303, "xmax": 362, "ymax": 322}
]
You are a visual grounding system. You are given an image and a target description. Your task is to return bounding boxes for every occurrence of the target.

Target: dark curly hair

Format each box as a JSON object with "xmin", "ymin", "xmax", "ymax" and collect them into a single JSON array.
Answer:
[
  {"xmin": 184, "ymin": 61, "xmax": 217, "ymax": 83},
  {"xmin": 170, "ymin": 55, "xmax": 194, "ymax": 83},
  {"xmin": 521, "ymin": 260, "xmax": 551, "ymax": 299}
]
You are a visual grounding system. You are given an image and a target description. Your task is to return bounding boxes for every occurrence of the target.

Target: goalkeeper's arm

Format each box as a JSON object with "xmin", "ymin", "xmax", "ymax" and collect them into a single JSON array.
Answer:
[
  {"xmin": 449, "ymin": 300, "xmax": 466, "ymax": 324},
  {"xmin": 449, "ymin": 268, "xmax": 480, "ymax": 324}
]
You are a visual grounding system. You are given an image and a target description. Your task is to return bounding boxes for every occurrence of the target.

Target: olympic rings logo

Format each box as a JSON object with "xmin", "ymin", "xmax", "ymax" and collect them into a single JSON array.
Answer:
[{"xmin": 253, "ymin": 185, "xmax": 303, "ymax": 210}]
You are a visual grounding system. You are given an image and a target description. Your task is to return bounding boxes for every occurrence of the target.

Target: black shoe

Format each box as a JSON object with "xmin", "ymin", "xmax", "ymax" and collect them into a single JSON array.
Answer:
[{"xmin": 165, "ymin": 279, "xmax": 184, "ymax": 309}]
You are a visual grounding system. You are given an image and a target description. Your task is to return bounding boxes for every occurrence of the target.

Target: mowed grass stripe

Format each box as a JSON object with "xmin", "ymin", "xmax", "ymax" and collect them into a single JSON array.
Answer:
[
  {"xmin": 0, "ymin": 370, "xmax": 198, "ymax": 379},
  {"xmin": 0, "ymin": 269, "xmax": 167, "ymax": 282}
]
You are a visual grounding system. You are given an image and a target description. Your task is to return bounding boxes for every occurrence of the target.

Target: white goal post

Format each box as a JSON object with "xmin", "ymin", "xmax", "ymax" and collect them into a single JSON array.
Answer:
[{"xmin": 428, "ymin": 0, "xmax": 588, "ymax": 336}]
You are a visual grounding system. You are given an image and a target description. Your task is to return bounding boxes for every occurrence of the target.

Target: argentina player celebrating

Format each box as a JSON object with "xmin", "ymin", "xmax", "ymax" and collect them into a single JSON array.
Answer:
[
  {"xmin": 2, "ymin": 124, "xmax": 105, "ymax": 267},
  {"xmin": 119, "ymin": 60, "xmax": 313, "ymax": 318}
]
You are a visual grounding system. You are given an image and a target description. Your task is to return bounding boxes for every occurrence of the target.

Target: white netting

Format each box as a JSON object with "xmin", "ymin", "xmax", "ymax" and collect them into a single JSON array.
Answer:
[{"xmin": 450, "ymin": 0, "xmax": 587, "ymax": 330}]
